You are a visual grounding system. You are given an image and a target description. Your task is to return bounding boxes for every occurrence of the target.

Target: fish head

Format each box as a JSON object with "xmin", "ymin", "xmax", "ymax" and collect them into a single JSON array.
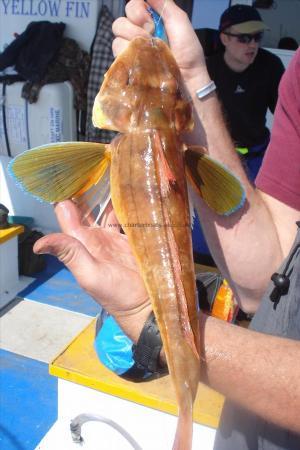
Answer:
[{"xmin": 92, "ymin": 37, "xmax": 194, "ymax": 133}]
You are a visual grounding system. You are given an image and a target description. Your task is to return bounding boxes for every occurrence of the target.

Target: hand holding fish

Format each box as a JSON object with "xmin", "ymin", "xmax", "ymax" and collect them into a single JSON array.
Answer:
[
  {"xmin": 34, "ymin": 200, "xmax": 152, "ymax": 342},
  {"xmin": 113, "ymin": 0, "xmax": 210, "ymax": 88}
]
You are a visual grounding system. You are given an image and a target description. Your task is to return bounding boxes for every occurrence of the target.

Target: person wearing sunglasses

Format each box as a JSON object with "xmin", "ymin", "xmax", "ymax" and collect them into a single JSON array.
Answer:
[
  {"xmin": 192, "ymin": 4, "xmax": 285, "ymax": 262},
  {"xmin": 206, "ymin": 4, "xmax": 285, "ymax": 182}
]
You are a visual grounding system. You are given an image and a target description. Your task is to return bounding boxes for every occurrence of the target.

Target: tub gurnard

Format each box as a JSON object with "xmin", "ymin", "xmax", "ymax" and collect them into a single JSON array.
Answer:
[{"xmin": 10, "ymin": 36, "xmax": 245, "ymax": 450}]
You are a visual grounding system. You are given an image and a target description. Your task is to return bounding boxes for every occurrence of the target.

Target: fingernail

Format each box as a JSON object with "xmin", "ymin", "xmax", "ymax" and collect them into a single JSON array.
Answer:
[
  {"xmin": 143, "ymin": 21, "xmax": 154, "ymax": 33},
  {"xmin": 33, "ymin": 246, "xmax": 47, "ymax": 255}
]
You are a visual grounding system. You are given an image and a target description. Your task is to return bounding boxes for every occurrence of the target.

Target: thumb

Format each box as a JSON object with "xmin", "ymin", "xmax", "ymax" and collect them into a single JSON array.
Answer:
[{"xmin": 34, "ymin": 234, "xmax": 96, "ymax": 284}]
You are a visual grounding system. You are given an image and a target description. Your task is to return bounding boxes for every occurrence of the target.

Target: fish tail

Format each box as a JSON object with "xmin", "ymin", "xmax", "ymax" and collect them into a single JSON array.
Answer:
[{"xmin": 172, "ymin": 407, "xmax": 193, "ymax": 450}]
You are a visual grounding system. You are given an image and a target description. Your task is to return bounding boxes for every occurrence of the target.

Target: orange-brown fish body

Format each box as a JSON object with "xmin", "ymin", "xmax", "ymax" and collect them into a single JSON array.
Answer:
[
  {"xmin": 10, "ymin": 34, "xmax": 245, "ymax": 450},
  {"xmin": 94, "ymin": 37, "xmax": 200, "ymax": 449}
]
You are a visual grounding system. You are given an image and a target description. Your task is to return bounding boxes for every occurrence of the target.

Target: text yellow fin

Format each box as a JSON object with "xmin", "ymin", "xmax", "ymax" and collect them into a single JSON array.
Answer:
[
  {"xmin": 185, "ymin": 147, "xmax": 245, "ymax": 215},
  {"xmin": 9, "ymin": 142, "xmax": 110, "ymax": 204}
]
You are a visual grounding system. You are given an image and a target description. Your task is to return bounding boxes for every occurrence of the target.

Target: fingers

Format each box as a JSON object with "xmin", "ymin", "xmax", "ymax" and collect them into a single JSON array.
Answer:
[
  {"xmin": 113, "ymin": 0, "xmax": 182, "ymax": 40},
  {"xmin": 111, "ymin": 0, "xmax": 155, "ymax": 56},
  {"xmin": 128, "ymin": 0, "xmax": 172, "ymax": 19},
  {"xmin": 127, "ymin": 0, "xmax": 189, "ymax": 38},
  {"xmin": 54, "ymin": 200, "xmax": 82, "ymax": 236},
  {"xmin": 112, "ymin": 16, "xmax": 152, "ymax": 41},
  {"xmin": 154, "ymin": 1, "xmax": 192, "ymax": 46},
  {"xmin": 125, "ymin": 0, "xmax": 154, "ymax": 30},
  {"xmin": 33, "ymin": 233, "xmax": 96, "ymax": 290},
  {"xmin": 112, "ymin": 13, "xmax": 152, "ymax": 57},
  {"xmin": 112, "ymin": 18, "xmax": 139, "ymax": 42},
  {"xmin": 33, "ymin": 233, "xmax": 71, "ymax": 257},
  {"xmin": 112, "ymin": 0, "xmax": 192, "ymax": 56},
  {"xmin": 112, "ymin": 37, "xmax": 128, "ymax": 57}
]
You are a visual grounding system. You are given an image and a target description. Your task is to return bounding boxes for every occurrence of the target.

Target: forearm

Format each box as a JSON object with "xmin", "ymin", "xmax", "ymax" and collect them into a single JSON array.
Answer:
[
  {"xmin": 184, "ymin": 75, "xmax": 284, "ymax": 311},
  {"xmin": 200, "ymin": 313, "xmax": 300, "ymax": 434},
  {"xmin": 194, "ymin": 190, "xmax": 284, "ymax": 312},
  {"xmin": 129, "ymin": 307, "xmax": 300, "ymax": 434}
]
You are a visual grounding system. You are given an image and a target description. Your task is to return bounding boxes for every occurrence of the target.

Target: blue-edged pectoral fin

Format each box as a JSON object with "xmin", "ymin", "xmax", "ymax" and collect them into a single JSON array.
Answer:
[
  {"xmin": 185, "ymin": 146, "xmax": 245, "ymax": 215},
  {"xmin": 9, "ymin": 141, "xmax": 111, "ymax": 204}
]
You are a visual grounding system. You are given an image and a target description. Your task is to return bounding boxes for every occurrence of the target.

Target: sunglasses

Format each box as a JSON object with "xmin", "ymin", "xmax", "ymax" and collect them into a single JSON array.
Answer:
[{"xmin": 223, "ymin": 32, "xmax": 263, "ymax": 44}]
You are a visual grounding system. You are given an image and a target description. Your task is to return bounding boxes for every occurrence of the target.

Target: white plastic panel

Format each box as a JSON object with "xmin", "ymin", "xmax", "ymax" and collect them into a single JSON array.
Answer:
[{"xmin": 0, "ymin": 81, "xmax": 76, "ymax": 157}]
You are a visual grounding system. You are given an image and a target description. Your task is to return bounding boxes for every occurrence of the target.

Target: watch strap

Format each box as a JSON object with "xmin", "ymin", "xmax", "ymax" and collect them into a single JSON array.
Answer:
[{"xmin": 132, "ymin": 311, "xmax": 166, "ymax": 374}]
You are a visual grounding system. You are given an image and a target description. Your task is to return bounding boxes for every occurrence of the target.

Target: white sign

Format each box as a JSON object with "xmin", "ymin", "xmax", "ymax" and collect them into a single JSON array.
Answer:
[
  {"xmin": 0, "ymin": 104, "xmax": 28, "ymax": 154},
  {"xmin": 6, "ymin": 104, "xmax": 28, "ymax": 145},
  {"xmin": 0, "ymin": 0, "xmax": 101, "ymax": 51},
  {"xmin": 1, "ymin": 0, "xmax": 91, "ymax": 17}
]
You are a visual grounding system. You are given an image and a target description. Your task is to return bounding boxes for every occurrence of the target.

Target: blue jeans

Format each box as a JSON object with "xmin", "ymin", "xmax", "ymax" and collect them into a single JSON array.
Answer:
[{"xmin": 241, "ymin": 138, "xmax": 269, "ymax": 181}]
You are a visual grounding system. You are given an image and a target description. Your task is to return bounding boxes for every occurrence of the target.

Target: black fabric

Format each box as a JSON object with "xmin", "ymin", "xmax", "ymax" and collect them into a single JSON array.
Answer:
[
  {"xmin": 195, "ymin": 28, "xmax": 223, "ymax": 57},
  {"xmin": 0, "ymin": 204, "xmax": 9, "ymax": 229},
  {"xmin": 206, "ymin": 48, "xmax": 285, "ymax": 148},
  {"xmin": 219, "ymin": 4, "xmax": 264, "ymax": 32},
  {"xmin": 20, "ymin": 37, "xmax": 90, "ymax": 110},
  {"xmin": 0, "ymin": 21, "xmax": 65, "ymax": 83},
  {"xmin": 18, "ymin": 229, "xmax": 46, "ymax": 276},
  {"xmin": 0, "ymin": 22, "xmax": 89, "ymax": 109},
  {"xmin": 175, "ymin": 0, "xmax": 193, "ymax": 19},
  {"xmin": 121, "ymin": 311, "xmax": 168, "ymax": 382},
  {"xmin": 196, "ymin": 271, "xmax": 223, "ymax": 312},
  {"xmin": 132, "ymin": 311, "xmax": 164, "ymax": 373},
  {"xmin": 120, "ymin": 363, "xmax": 158, "ymax": 383},
  {"xmin": 0, "ymin": 74, "xmax": 24, "ymax": 84},
  {"xmin": 253, "ymin": 0, "xmax": 274, "ymax": 9},
  {"xmin": 1, "ymin": 81, "xmax": 11, "ymax": 156},
  {"xmin": 193, "ymin": 250, "xmax": 217, "ymax": 267},
  {"xmin": 214, "ymin": 223, "xmax": 300, "ymax": 450}
]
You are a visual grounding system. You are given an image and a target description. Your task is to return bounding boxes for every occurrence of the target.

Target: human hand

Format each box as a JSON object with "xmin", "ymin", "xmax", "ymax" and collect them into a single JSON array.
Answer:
[
  {"xmin": 33, "ymin": 200, "xmax": 151, "ymax": 341},
  {"xmin": 112, "ymin": 0, "xmax": 210, "ymax": 88}
]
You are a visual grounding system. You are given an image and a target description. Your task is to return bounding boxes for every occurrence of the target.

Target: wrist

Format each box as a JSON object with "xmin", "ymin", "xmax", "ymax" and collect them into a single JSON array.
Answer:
[
  {"xmin": 114, "ymin": 303, "xmax": 153, "ymax": 344},
  {"xmin": 184, "ymin": 70, "xmax": 213, "ymax": 99}
]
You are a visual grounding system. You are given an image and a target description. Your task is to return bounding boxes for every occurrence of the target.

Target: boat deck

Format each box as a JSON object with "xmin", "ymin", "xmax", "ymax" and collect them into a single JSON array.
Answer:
[
  {"xmin": 0, "ymin": 255, "xmax": 99, "ymax": 449},
  {"xmin": 0, "ymin": 251, "xmax": 222, "ymax": 449}
]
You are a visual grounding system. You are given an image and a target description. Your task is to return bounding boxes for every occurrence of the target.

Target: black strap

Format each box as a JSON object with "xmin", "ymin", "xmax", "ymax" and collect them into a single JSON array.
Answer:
[
  {"xmin": 121, "ymin": 311, "xmax": 168, "ymax": 381},
  {"xmin": 270, "ymin": 226, "xmax": 300, "ymax": 309},
  {"xmin": 1, "ymin": 81, "xmax": 11, "ymax": 157},
  {"xmin": 132, "ymin": 311, "xmax": 163, "ymax": 373}
]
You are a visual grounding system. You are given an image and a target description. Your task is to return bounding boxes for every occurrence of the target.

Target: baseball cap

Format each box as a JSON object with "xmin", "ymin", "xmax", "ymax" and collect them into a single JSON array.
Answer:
[{"xmin": 219, "ymin": 4, "xmax": 270, "ymax": 33}]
